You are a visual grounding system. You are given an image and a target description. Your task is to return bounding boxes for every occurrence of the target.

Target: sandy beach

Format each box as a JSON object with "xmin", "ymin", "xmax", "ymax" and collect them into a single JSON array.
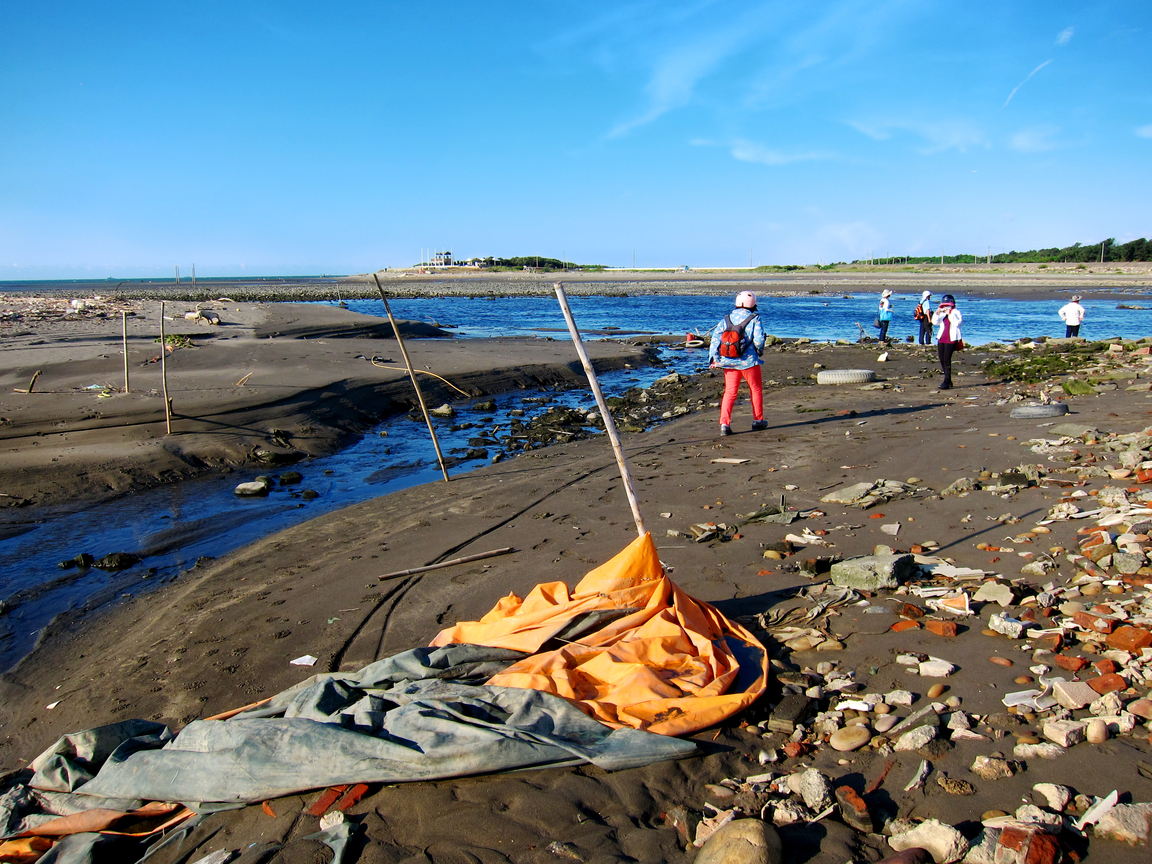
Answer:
[{"xmin": 2, "ymin": 273, "xmax": 1152, "ymax": 863}]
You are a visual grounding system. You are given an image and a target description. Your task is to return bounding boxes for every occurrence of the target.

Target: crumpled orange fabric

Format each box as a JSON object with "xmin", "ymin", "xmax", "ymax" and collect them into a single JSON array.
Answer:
[{"xmin": 431, "ymin": 533, "xmax": 767, "ymax": 736}]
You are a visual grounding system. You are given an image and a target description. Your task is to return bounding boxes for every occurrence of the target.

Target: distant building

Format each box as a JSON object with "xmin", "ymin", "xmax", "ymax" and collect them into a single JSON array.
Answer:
[{"xmin": 430, "ymin": 251, "xmax": 453, "ymax": 267}]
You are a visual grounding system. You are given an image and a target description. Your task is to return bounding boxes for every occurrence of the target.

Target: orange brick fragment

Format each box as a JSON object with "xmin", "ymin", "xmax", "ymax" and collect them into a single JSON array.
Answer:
[
  {"xmin": 1106, "ymin": 625, "xmax": 1152, "ymax": 653},
  {"xmin": 1054, "ymin": 654, "xmax": 1088, "ymax": 672},
  {"xmin": 1073, "ymin": 610, "xmax": 1116, "ymax": 634},
  {"xmin": 1088, "ymin": 673, "xmax": 1126, "ymax": 695},
  {"xmin": 890, "ymin": 620, "xmax": 920, "ymax": 633},
  {"xmin": 924, "ymin": 620, "xmax": 957, "ymax": 637}
]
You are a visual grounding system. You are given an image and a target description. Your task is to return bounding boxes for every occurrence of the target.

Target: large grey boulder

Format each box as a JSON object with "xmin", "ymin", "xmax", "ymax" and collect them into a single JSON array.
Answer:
[
  {"xmin": 830, "ymin": 554, "xmax": 915, "ymax": 591},
  {"xmin": 695, "ymin": 819, "xmax": 783, "ymax": 864}
]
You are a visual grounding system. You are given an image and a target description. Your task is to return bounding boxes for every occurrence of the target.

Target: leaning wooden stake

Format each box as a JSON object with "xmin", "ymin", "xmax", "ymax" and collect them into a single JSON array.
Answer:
[
  {"xmin": 373, "ymin": 273, "xmax": 449, "ymax": 482},
  {"xmin": 159, "ymin": 302, "xmax": 172, "ymax": 434},
  {"xmin": 14, "ymin": 371, "xmax": 41, "ymax": 393},
  {"xmin": 554, "ymin": 282, "xmax": 647, "ymax": 539},
  {"xmin": 378, "ymin": 547, "xmax": 515, "ymax": 581},
  {"xmin": 121, "ymin": 311, "xmax": 130, "ymax": 394}
]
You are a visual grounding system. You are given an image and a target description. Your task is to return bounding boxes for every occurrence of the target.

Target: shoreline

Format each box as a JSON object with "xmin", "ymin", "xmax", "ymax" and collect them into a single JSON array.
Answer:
[
  {"xmin": 3, "ymin": 330, "xmax": 1152, "ymax": 861},
  {"xmin": 1, "ymin": 265, "xmax": 1151, "ymax": 303},
  {"xmin": 0, "ymin": 300, "xmax": 658, "ymax": 512}
]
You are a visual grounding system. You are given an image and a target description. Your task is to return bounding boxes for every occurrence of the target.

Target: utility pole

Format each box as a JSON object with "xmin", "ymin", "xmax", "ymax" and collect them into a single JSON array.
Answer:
[
  {"xmin": 175, "ymin": 265, "xmax": 179, "ymax": 288},
  {"xmin": 1101, "ymin": 242, "xmax": 1105, "ymax": 263},
  {"xmin": 191, "ymin": 263, "xmax": 196, "ymax": 291}
]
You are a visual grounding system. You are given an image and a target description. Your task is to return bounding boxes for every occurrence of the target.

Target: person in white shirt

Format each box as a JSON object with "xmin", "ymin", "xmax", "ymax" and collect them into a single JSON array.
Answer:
[
  {"xmin": 931, "ymin": 294, "xmax": 963, "ymax": 390},
  {"xmin": 877, "ymin": 289, "xmax": 893, "ymax": 343},
  {"xmin": 1059, "ymin": 295, "xmax": 1085, "ymax": 338}
]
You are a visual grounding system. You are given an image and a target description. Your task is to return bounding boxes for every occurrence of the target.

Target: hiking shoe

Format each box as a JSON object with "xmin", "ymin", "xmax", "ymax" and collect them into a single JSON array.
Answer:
[
  {"xmin": 751, "ymin": 420, "xmax": 768, "ymax": 431},
  {"xmin": 720, "ymin": 424, "xmax": 733, "ymax": 436}
]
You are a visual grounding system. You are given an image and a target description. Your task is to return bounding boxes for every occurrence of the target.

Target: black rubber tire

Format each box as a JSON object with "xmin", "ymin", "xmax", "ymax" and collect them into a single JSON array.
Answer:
[
  {"xmin": 816, "ymin": 369, "xmax": 878, "ymax": 385},
  {"xmin": 1010, "ymin": 403, "xmax": 1070, "ymax": 419}
]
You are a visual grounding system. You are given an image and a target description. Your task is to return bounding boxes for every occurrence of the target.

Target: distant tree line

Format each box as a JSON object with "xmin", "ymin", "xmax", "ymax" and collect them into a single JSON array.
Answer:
[
  {"xmin": 476, "ymin": 256, "xmax": 587, "ymax": 271},
  {"xmin": 860, "ymin": 238, "xmax": 1150, "ymax": 266}
]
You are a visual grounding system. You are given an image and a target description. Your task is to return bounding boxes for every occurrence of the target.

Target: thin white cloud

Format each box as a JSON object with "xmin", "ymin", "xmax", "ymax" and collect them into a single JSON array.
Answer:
[
  {"xmin": 1008, "ymin": 125, "xmax": 1060, "ymax": 153},
  {"xmin": 606, "ymin": 22, "xmax": 755, "ymax": 138},
  {"xmin": 1056, "ymin": 27, "xmax": 1074, "ymax": 45},
  {"xmin": 728, "ymin": 138, "xmax": 833, "ymax": 166},
  {"xmin": 1003, "ymin": 59, "xmax": 1053, "ymax": 108},
  {"xmin": 848, "ymin": 118, "xmax": 987, "ymax": 153},
  {"xmin": 1136, "ymin": 124, "xmax": 1152, "ymax": 138}
]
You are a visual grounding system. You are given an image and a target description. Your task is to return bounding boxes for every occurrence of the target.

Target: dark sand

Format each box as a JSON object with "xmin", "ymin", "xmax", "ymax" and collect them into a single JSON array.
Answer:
[{"xmin": 1, "ymin": 276, "xmax": 1151, "ymax": 862}]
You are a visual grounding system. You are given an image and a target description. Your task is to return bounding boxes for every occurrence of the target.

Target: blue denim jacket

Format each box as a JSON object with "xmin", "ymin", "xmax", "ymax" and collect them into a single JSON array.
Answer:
[{"xmin": 709, "ymin": 309, "xmax": 766, "ymax": 370}]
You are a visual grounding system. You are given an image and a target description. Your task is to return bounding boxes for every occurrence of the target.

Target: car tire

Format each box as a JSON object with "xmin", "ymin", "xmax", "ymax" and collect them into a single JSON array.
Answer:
[
  {"xmin": 1009, "ymin": 403, "xmax": 1070, "ymax": 419},
  {"xmin": 816, "ymin": 369, "xmax": 878, "ymax": 385}
]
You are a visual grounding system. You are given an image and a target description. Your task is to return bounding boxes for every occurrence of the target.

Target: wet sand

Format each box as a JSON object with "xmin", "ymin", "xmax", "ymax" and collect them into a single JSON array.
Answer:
[{"xmin": 2, "ymin": 279, "xmax": 1152, "ymax": 862}]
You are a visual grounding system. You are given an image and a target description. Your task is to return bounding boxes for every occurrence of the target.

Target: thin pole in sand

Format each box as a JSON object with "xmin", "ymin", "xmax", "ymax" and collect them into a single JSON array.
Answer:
[
  {"xmin": 378, "ymin": 546, "xmax": 514, "ymax": 581},
  {"xmin": 372, "ymin": 273, "xmax": 449, "ymax": 482},
  {"xmin": 553, "ymin": 282, "xmax": 647, "ymax": 539},
  {"xmin": 159, "ymin": 302, "xmax": 172, "ymax": 435},
  {"xmin": 121, "ymin": 311, "xmax": 130, "ymax": 393}
]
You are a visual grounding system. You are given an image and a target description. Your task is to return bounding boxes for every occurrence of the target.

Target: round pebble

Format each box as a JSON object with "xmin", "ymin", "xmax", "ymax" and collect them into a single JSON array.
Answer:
[
  {"xmin": 1021, "ymin": 712, "xmax": 1036, "ymax": 723},
  {"xmin": 1082, "ymin": 583, "xmax": 1102, "ymax": 596},
  {"xmin": 829, "ymin": 726, "xmax": 871, "ymax": 752},
  {"xmin": 982, "ymin": 628, "xmax": 997, "ymax": 637},
  {"xmin": 1108, "ymin": 585, "xmax": 1125, "ymax": 594},
  {"xmin": 1015, "ymin": 676, "xmax": 1034, "ymax": 684},
  {"xmin": 1086, "ymin": 718, "xmax": 1108, "ymax": 744},
  {"xmin": 874, "ymin": 703, "xmax": 891, "ymax": 715},
  {"xmin": 927, "ymin": 684, "xmax": 947, "ymax": 699},
  {"xmin": 945, "ymin": 696, "xmax": 961, "ymax": 708},
  {"xmin": 847, "ymin": 716, "xmax": 870, "ymax": 727},
  {"xmin": 1048, "ymin": 546, "xmax": 1065, "ymax": 555},
  {"xmin": 870, "ymin": 736, "xmax": 888, "ymax": 749},
  {"xmin": 874, "ymin": 714, "xmax": 899, "ymax": 733},
  {"xmin": 1083, "ymin": 643, "xmax": 1099, "ymax": 654},
  {"xmin": 983, "ymin": 810, "xmax": 1009, "ymax": 821},
  {"xmin": 990, "ymin": 656, "xmax": 1014, "ymax": 667}
]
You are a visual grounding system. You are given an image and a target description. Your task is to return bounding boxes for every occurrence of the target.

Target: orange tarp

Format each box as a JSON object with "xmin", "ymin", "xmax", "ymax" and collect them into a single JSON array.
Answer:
[{"xmin": 431, "ymin": 533, "xmax": 768, "ymax": 736}]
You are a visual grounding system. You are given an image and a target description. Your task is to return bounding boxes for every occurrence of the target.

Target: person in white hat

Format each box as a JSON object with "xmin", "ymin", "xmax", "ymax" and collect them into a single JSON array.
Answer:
[
  {"xmin": 915, "ymin": 290, "xmax": 933, "ymax": 345},
  {"xmin": 877, "ymin": 289, "xmax": 893, "ymax": 343},
  {"xmin": 1059, "ymin": 295, "xmax": 1085, "ymax": 338},
  {"xmin": 709, "ymin": 291, "xmax": 767, "ymax": 436}
]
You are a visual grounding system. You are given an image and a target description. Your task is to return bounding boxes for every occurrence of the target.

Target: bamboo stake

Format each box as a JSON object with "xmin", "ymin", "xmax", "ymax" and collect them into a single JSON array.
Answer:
[
  {"xmin": 14, "ymin": 371, "xmax": 41, "ymax": 393},
  {"xmin": 159, "ymin": 302, "xmax": 172, "ymax": 434},
  {"xmin": 553, "ymin": 282, "xmax": 647, "ymax": 539},
  {"xmin": 372, "ymin": 273, "xmax": 449, "ymax": 481},
  {"xmin": 378, "ymin": 547, "xmax": 515, "ymax": 581},
  {"xmin": 121, "ymin": 311, "xmax": 130, "ymax": 394}
]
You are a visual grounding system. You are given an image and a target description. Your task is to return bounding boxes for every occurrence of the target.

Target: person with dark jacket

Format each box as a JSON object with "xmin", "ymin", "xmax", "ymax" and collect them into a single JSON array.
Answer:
[{"xmin": 709, "ymin": 291, "xmax": 767, "ymax": 436}]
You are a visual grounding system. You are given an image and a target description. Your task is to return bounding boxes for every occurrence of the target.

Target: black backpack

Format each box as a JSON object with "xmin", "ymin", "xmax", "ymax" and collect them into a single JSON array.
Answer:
[{"xmin": 718, "ymin": 314, "xmax": 752, "ymax": 358}]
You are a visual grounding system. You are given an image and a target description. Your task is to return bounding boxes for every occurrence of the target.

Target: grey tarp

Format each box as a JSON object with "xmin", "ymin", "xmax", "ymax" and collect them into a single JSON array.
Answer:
[{"xmin": 26, "ymin": 645, "xmax": 697, "ymax": 805}]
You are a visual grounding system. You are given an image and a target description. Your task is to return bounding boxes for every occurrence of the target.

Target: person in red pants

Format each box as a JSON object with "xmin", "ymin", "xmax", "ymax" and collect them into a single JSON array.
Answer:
[{"xmin": 708, "ymin": 291, "xmax": 767, "ymax": 436}]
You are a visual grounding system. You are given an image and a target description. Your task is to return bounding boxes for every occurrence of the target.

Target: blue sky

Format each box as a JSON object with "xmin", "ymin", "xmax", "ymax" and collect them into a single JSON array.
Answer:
[{"xmin": 2, "ymin": 1, "xmax": 1149, "ymax": 278}]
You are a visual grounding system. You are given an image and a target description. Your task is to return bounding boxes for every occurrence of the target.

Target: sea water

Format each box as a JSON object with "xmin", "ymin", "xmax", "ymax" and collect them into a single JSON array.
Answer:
[{"xmin": 0, "ymin": 291, "xmax": 1148, "ymax": 670}]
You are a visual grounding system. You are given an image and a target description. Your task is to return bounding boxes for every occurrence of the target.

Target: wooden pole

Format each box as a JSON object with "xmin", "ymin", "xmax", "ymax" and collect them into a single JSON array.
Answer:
[
  {"xmin": 372, "ymin": 274, "xmax": 449, "ymax": 481},
  {"xmin": 159, "ymin": 302, "xmax": 172, "ymax": 434},
  {"xmin": 121, "ymin": 311, "xmax": 130, "ymax": 393},
  {"xmin": 378, "ymin": 547, "xmax": 515, "ymax": 581},
  {"xmin": 553, "ymin": 282, "xmax": 647, "ymax": 539}
]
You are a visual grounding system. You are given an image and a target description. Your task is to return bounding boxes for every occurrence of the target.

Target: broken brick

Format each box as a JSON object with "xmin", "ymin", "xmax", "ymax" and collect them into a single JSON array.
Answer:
[
  {"xmin": 1073, "ymin": 610, "xmax": 1116, "ymax": 634},
  {"xmin": 1054, "ymin": 654, "xmax": 1089, "ymax": 672},
  {"xmin": 1092, "ymin": 659, "xmax": 1118, "ymax": 676},
  {"xmin": 890, "ymin": 620, "xmax": 920, "ymax": 632},
  {"xmin": 1035, "ymin": 633, "xmax": 1064, "ymax": 652},
  {"xmin": 1106, "ymin": 625, "xmax": 1152, "ymax": 653},
  {"xmin": 835, "ymin": 786, "xmax": 872, "ymax": 833},
  {"xmin": 1088, "ymin": 673, "xmax": 1127, "ymax": 695},
  {"xmin": 924, "ymin": 620, "xmax": 958, "ymax": 637},
  {"xmin": 782, "ymin": 741, "xmax": 808, "ymax": 758},
  {"xmin": 896, "ymin": 602, "xmax": 925, "ymax": 619},
  {"xmin": 997, "ymin": 826, "xmax": 1061, "ymax": 864}
]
